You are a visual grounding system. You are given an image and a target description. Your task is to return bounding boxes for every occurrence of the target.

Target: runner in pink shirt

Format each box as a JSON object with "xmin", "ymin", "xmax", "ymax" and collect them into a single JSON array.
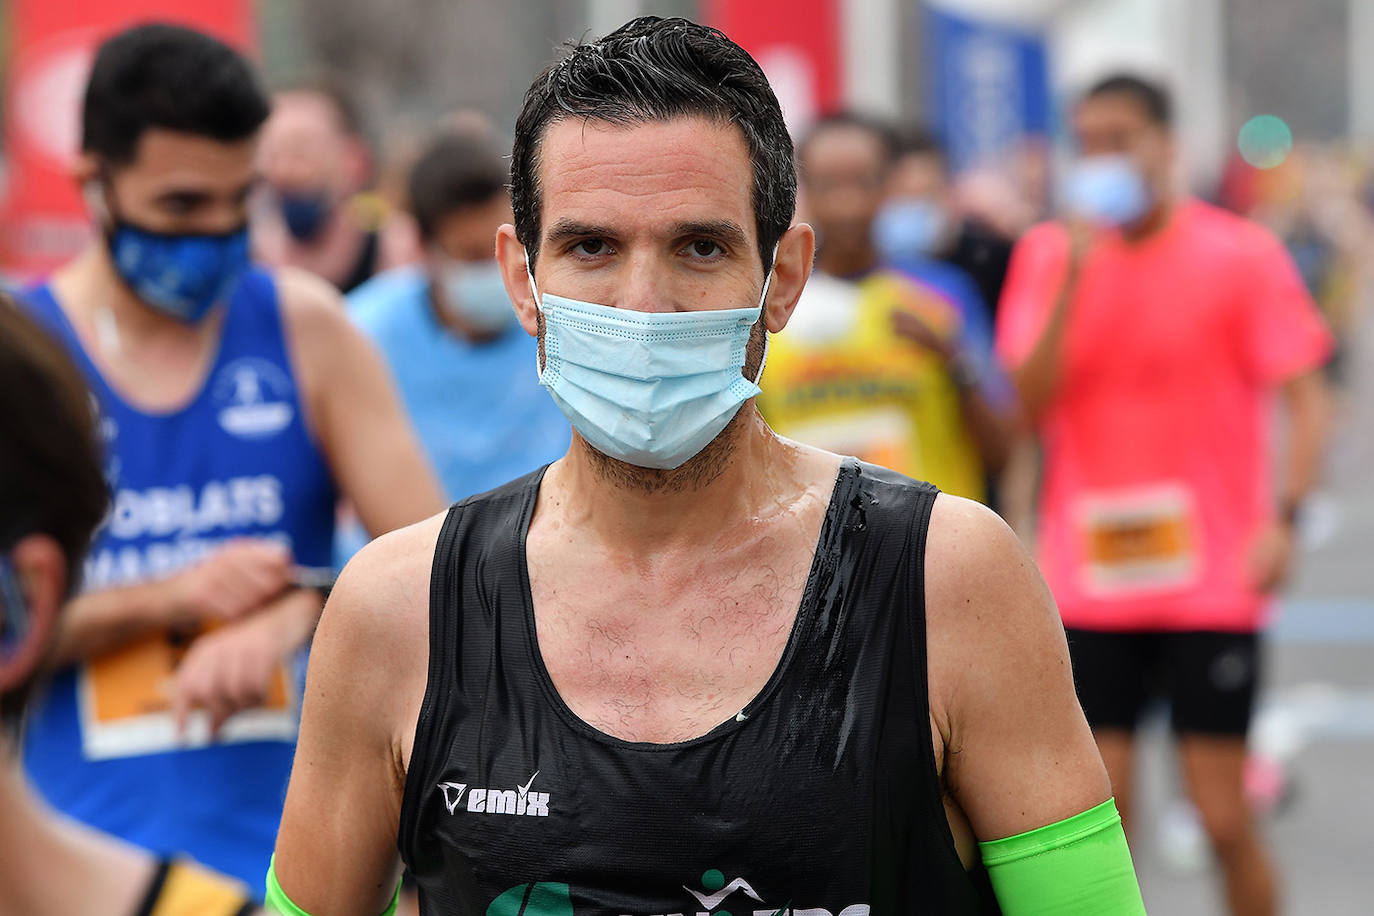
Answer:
[{"xmin": 997, "ymin": 74, "xmax": 1332, "ymax": 916}]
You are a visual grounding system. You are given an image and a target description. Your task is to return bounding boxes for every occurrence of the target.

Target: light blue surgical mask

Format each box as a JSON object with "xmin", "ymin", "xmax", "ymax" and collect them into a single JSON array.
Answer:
[
  {"xmin": 873, "ymin": 197, "xmax": 948, "ymax": 262},
  {"xmin": 527, "ymin": 255, "xmax": 774, "ymax": 470},
  {"xmin": 1064, "ymin": 154, "xmax": 1151, "ymax": 227},
  {"xmin": 107, "ymin": 221, "xmax": 250, "ymax": 323},
  {"xmin": 435, "ymin": 256, "xmax": 515, "ymax": 335}
]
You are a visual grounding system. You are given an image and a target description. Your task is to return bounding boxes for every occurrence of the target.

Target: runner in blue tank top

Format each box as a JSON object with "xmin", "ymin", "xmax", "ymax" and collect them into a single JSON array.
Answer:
[{"xmin": 18, "ymin": 25, "xmax": 443, "ymax": 891}]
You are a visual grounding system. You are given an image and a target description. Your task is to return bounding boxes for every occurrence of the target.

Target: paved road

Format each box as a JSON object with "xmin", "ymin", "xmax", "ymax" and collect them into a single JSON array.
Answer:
[{"xmin": 1129, "ymin": 300, "xmax": 1374, "ymax": 914}]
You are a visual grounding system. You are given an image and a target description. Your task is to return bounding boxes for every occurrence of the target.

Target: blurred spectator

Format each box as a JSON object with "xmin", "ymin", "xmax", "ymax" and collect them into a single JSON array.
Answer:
[
  {"xmin": 0, "ymin": 297, "xmax": 260, "ymax": 915},
  {"xmin": 18, "ymin": 24, "xmax": 442, "ymax": 889},
  {"xmin": 254, "ymin": 79, "xmax": 416, "ymax": 292},
  {"xmin": 336, "ymin": 129, "xmax": 570, "ymax": 564},
  {"xmin": 877, "ymin": 125, "xmax": 1016, "ymax": 321},
  {"xmin": 758, "ymin": 112, "xmax": 1015, "ymax": 503},
  {"xmin": 996, "ymin": 73, "xmax": 1332, "ymax": 916}
]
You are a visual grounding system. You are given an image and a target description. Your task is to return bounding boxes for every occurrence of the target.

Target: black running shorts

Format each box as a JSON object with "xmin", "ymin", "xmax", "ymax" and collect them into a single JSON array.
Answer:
[{"xmin": 1063, "ymin": 628, "xmax": 1260, "ymax": 737}]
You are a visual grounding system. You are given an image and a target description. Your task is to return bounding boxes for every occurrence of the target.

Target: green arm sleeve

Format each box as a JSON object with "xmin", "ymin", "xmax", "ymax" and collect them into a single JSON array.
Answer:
[
  {"xmin": 265, "ymin": 855, "xmax": 400, "ymax": 916},
  {"xmin": 978, "ymin": 797, "xmax": 1147, "ymax": 915}
]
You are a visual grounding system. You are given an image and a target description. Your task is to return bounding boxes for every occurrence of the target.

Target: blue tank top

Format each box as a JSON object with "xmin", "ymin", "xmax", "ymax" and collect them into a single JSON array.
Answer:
[{"xmin": 20, "ymin": 269, "xmax": 336, "ymax": 890}]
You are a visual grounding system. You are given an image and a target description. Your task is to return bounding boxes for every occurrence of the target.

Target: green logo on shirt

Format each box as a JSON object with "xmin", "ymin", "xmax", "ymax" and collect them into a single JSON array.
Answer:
[{"xmin": 486, "ymin": 882, "xmax": 574, "ymax": 916}]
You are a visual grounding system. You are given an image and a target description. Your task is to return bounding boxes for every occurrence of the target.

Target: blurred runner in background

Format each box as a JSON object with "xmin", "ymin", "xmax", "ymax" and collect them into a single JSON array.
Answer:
[
  {"xmin": 759, "ymin": 112, "xmax": 1015, "ymax": 503},
  {"xmin": 18, "ymin": 24, "xmax": 442, "ymax": 890},
  {"xmin": 876, "ymin": 125, "xmax": 1015, "ymax": 325},
  {"xmin": 0, "ymin": 297, "xmax": 260, "ymax": 915},
  {"xmin": 255, "ymin": 80, "xmax": 417, "ymax": 293},
  {"xmin": 337, "ymin": 127, "xmax": 570, "ymax": 564},
  {"xmin": 997, "ymin": 73, "xmax": 1333, "ymax": 916}
]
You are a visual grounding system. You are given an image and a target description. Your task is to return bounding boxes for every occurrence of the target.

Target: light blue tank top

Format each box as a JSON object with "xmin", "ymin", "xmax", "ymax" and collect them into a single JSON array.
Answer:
[{"xmin": 21, "ymin": 269, "xmax": 335, "ymax": 889}]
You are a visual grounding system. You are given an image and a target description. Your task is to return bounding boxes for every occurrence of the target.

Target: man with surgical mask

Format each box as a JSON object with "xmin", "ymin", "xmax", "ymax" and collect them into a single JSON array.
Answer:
[
  {"xmin": 343, "ymin": 129, "xmax": 570, "ymax": 529},
  {"xmin": 996, "ymin": 73, "xmax": 1332, "ymax": 916},
  {"xmin": 19, "ymin": 24, "xmax": 442, "ymax": 890},
  {"xmin": 269, "ymin": 18, "xmax": 1143, "ymax": 916}
]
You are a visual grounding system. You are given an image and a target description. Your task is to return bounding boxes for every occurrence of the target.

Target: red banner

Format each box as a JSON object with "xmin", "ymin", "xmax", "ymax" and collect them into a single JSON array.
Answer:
[
  {"xmin": 703, "ymin": 0, "xmax": 841, "ymax": 135},
  {"xmin": 0, "ymin": 0, "xmax": 255, "ymax": 280}
]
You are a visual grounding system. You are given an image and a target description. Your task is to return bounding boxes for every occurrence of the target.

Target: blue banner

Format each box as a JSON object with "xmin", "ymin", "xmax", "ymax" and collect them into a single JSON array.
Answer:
[{"xmin": 926, "ymin": 5, "xmax": 1051, "ymax": 171}]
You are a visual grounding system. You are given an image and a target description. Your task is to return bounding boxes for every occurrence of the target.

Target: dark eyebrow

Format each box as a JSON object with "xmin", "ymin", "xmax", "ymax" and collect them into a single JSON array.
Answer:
[
  {"xmin": 545, "ymin": 219, "xmax": 615, "ymax": 245},
  {"xmin": 674, "ymin": 219, "xmax": 748, "ymax": 249}
]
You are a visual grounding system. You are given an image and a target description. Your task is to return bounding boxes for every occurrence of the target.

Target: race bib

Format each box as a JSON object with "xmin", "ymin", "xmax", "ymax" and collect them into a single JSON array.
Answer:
[
  {"xmin": 1075, "ymin": 484, "xmax": 1200, "ymax": 598},
  {"xmin": 79, "ymin": 624, "xmax": 298, "ymax": 761}
]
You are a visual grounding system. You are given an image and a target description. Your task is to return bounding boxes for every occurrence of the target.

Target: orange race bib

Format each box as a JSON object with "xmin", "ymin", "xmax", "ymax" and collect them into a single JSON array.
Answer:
[
  {"xmin": 1075, "ymin": 484, "xmax": 1201, "ymax": 598},
  {"xmin": 80, "ymin": 623, "xmax": 297, "ymax": 761}
]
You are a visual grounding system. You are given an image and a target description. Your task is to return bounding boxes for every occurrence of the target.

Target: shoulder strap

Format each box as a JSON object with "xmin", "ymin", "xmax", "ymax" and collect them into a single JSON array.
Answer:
[{"xmin": 396, "ymin": 500, "xmax": 468, "ymax": 866}]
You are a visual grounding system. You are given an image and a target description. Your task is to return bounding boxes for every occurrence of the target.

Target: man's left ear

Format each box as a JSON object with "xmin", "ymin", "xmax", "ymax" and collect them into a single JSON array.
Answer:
[{"xmin": 763, "ymin": 223, "xmax": 816, "ymax": 334}]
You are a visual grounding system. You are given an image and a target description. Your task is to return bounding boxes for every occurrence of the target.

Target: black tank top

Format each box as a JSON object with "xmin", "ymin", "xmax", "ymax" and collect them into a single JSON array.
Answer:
[{"xmin": 398, "ymin": 459, "xmax": 999, "ymax": 915}]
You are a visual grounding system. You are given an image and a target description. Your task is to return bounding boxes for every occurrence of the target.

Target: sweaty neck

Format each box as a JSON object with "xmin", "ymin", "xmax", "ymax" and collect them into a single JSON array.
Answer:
[{"xmin": 544, "ymin": 408, "xmax": 811, "ymax": 553}]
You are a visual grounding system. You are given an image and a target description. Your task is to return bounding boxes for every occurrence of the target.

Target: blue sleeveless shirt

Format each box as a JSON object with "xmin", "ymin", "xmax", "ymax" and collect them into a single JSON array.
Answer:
[{"xmin": 21, "ymin": 269, "xmax": 336, "ymax": 889}]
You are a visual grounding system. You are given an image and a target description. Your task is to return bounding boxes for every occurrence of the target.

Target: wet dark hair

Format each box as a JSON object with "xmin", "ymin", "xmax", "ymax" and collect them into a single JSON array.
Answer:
[
  {"xmin": 1084, "ymin": 73, "xmax": 1173, "ymax": 127},
  {"xmin": 0, "ymin": 296, "xmax": 110, "ymax": 739},
  {"xmin": 510, "ymin": 16, "xmax": 795, "ymax": 273},
  {"xmin": 82, "ymin": 22, "xmax": 271, "ymax": 165},
  {"xmin": 796, "ymin": 111, "xmax": 901, "ymax": 173},
  {"xmin": 409, "ymin": 132, "xmax": 509, "ymax": 242}
]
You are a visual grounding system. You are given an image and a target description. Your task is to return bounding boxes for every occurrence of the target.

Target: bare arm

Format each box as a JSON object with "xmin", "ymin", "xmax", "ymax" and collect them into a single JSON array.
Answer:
[
  {"xmin": 50, "ymin": 580, "xmax": 182, "ymax": 666},
  {"xmin": 1006, "ymin": 226, "xmax": 1093, "ymax": 425},
  {"xmin": 925, "ymin": 494, "xmax": 1109, "ymax": 841},
  {"xmin": 272, "ymin": 515, "xmax": 439, "ymax": 915},
  {"xmin": 1278, "ymin": 369, "xmax": 1330, "ymax": 514},
  {"xmin": 278, "ymin": 268, "xmax": 445, "ymax": 539},
  {"xmin": 1248, "ymin": 368, "xmax": 1332, "ymax": 592},
  {"xmin": 50, "ymin": 539, "xmax": 292, "ymax": 666},
  {"xmin": 1007, "ymin": 262, "xmax": 1078, "ymax": 425}
]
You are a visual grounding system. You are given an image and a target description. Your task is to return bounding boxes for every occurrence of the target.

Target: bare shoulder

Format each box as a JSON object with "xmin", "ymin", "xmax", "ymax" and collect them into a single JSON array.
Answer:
[
  {"xmin": 924, "ymin": 493, "xmax": 1054, "ymax": 624},
  {"xmin": 313, "ymin": 510, "xmax": 447, "ymax": 722},
  {"xmin": 923, "ymin": 493, "xmax": 1066, "ymax": 714},
  {"xmin": 325, "ymin": 510, "xmax": 447, "ymax": 651}
]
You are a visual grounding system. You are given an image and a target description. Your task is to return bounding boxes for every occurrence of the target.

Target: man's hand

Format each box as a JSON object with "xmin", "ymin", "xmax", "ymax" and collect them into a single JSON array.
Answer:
[
  {"xmin": 1246, "ymin": 519, "xmax": 1296, "ymax": 593},
  {"xmin": 167, "ymin": 538, "xmax": 293, "ymax": 626},
  {"xmin": 169, "ymin": 587, "xmax": 322, "ymax": 737}
]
